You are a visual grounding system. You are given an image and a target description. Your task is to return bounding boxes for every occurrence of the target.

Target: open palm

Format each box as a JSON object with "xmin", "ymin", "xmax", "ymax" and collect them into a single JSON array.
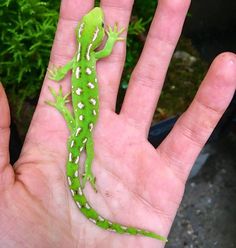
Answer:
[{"xmin": 0, "ymin": 0, "xmax": 235, "ymax": 247}]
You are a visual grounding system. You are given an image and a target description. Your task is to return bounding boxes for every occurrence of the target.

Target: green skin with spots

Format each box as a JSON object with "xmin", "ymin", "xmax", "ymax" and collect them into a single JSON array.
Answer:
[{"xmin": 47, "ymin": 7, "xmax": 167, "ymax": 242}]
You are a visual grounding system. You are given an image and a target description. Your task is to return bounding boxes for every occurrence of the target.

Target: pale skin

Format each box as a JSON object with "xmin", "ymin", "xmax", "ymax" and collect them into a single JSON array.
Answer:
[{"xmin": 0, "ymin": 0, "xmax": 235, "ymax": 247}]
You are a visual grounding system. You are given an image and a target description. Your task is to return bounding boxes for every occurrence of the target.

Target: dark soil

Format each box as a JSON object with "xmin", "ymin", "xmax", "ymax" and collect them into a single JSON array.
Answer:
[{"xmin": 166, "ymin": 132, "xmax": 236, "ymax": 248}]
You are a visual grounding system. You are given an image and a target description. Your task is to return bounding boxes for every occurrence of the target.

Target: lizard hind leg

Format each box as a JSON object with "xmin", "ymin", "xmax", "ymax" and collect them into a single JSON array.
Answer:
[
  {"xmin": 82, "ymin": 136, "xmax": 97, "ymax": 192},
  {"xmin": 45, "ymin": 85, "xmax": 75, "ymax": 132}
]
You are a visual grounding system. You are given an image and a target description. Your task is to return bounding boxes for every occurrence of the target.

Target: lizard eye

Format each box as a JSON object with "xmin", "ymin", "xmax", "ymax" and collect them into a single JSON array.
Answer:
[{"xmin": 101, "ymin": 22, "xmax": 105, "ymax": 28}]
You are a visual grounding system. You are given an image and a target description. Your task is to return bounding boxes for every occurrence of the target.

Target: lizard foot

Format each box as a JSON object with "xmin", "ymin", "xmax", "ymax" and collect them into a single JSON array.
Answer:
[
  {"xmin": 106, "ymin": 23, "xmax": 126, "ymax": 42},
  {"xmin": 82, "ymin": 172, "xmax": 97, "ymax": 193},
  {"xmin": 45, "ymin": 85, "xmax": 70, "ymax": 109},
  {"xmin": 48, "ymin": 64, "xmax": 67, "ymax": 81}
]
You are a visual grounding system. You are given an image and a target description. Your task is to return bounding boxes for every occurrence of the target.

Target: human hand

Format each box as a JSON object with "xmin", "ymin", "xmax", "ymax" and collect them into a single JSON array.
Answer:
[{"xmin": 0, "ymin": 0, "xmax": 235, "ymax": 247}]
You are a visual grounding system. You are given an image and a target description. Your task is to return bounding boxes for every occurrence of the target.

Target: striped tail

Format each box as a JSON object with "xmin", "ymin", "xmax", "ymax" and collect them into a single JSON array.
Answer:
[{"xmin": 66, "ymin": 137, "xmax": 167, "ymax": 242}]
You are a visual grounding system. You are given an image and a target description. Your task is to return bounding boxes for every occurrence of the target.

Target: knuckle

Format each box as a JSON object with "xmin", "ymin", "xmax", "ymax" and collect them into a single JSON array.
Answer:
[
  {"xmin": 131, "ymin": 64, "xmax": 162, "ymax": 90},
  {"xmin": 177, "ymin": 106, "xmax": 219, "ymax": 148},
  {"xmin": 178, "ymin": 119, "xmax": 206, "ymax": 147},
  {"xmin": 195, "ymin": 98, "xmax": 223, "ymax": 120}
]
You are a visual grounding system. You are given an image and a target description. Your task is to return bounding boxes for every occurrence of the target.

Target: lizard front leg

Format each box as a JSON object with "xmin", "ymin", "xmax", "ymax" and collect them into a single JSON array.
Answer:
[
  {"xmin": 48, "ymin": 59, "xmax": 74, "ymax": 81},
  {"xmin": 45, "ymin": 86, "xmax": 75, "ymax": 132},
  {"xmin": 95, "ymin": 24, "xmax": 125, "ymax": 60}
]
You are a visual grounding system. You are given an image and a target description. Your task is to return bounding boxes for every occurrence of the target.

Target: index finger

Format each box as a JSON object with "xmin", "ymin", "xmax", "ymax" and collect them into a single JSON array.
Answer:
[
  {"xmin": 97, "ymin": 0, "xmax": 133, "ymax": 111},
  {"xmin": 0, "ymin": 83, "xmax": 14, "ymax": 190},
  {"xmin": 0, "ymin": 84, "xmax": 10, "ymax": 168},
  {"xmin": 19, "ymin": 1, "xmax": 95, "ymax": 159}
]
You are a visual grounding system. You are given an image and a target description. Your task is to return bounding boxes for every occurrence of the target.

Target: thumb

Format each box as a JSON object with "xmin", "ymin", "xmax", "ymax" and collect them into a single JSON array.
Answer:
[{"xmin": 0, "ymin": 83, "xmax": 14, "ymax": 190}]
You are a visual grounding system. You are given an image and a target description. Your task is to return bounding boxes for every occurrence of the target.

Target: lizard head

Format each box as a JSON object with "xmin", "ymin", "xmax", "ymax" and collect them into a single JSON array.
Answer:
[{"xmin": 76, "ymin": 7, "xmax": 105, "ymax": 49}]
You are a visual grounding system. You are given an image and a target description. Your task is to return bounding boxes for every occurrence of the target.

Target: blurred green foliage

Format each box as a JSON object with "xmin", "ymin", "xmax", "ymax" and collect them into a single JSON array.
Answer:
[{"xmin": 0, "ymin": 0, "xmax": 60, "ymax": 111}]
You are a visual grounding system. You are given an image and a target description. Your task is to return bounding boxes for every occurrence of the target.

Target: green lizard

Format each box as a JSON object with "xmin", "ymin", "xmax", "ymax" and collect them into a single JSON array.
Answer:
[{"xmin": 46, "ymin": 7, "xmax": 167, "ymax": 242}]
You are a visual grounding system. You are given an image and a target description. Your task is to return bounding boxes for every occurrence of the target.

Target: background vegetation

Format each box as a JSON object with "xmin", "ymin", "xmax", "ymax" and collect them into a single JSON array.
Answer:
[{"xmin": 0, "ymin": 0, "xmax": 207, "ymax": 136}]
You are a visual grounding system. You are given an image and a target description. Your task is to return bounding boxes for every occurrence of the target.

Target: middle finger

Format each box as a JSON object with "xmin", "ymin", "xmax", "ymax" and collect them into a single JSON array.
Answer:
[
  {"xmin": 98, "ymin": 0, "xmax": 134, "ymax": 111},
  {"xmin": 120, "ymin": 0, "xmax": 191, "ymax": 133}
]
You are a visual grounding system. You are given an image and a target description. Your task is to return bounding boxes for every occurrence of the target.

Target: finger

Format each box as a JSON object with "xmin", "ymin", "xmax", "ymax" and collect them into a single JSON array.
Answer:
[
  {"xmin": 40, "ymin": 0, "xmax": 95, "ymax": 106},
  {"xmin": 0, "ymin": 83, "xmax": 10, "ymax": 168},
  {"xmin": 49, "ymin": 0, "xmax": 94, "ymax": 66},
  {"xmin": 18, "ymin": 1, "xmax": 95, "ymax": 161},
  {"xmin": 98, "ymin": 0, "xmax": 133, "ymax": 111},
  {"xmin": 0, "ymin": 83, "xmax": 14, "ymax": 189},
  {"xmin": 120, "ymin": 0, "xmax": 191, "ymax": 133},
  {"xmin": 158, "ymin": 53, "xmax": 236, "ymax": 182}
]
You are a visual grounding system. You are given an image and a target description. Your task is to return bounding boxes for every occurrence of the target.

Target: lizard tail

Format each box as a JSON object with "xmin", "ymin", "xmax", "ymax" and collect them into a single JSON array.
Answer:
[
  {"xmin": 67, "ymin": 170, "xmax": 167, "ymax": 242},
  {"xmin": 66, "ymin": 136, "xmax": 167, "ymax": 242}
]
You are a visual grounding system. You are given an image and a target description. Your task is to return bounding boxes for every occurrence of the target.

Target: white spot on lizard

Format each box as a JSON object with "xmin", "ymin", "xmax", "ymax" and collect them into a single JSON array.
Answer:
[
  {"xmin": 67, "ymin": 177, "xmax": 72, "ymax": 186},
  {"xmin": 98, "ymin": 216, "xmax": 105, "ymax": 221},
  {"xmin": 77, "ymin": 42, "xmax": 81, "ymax": 61},
  {"xmin": 89, "ymin": 218, "xmax": 97, "ymax": 224},
  {"xmin": 69, "ymin": 153, "xmax": 72, "ymax": 162},
  {"xmin": 89, "ymin": 123, "xmax": 94, "ymax": 131},
  {"xmin": 75, "ymin": 156, "xmax": 80, "ymax": 164},
  {"xmin": 78, "ymin": 23, "xmax": 84, "ymax": 38},
  {"xmin": 85, "ymin": 203, "xmax": 90, "ymax": 209},
  {"xmin": 86, "ymin": 43, "xmax": 93, "ymax": 61},
  {"xmin": 74, "ymin": 170, "xmax": 79, "ymax": 177},
  {"xmin": 87, "ymin": 82, "xmax": 95, "ymax": 89},
  {"xmin": 76, "ymin": 201, "xmax": 82, "ymax": 209},
  {"xmin": 78, "ymin": 187, "xmax": 83, "ymax": 196},
  {"xmin": 90, "ymin": 98, "xmax": 96, "ymax": 105},
  {"xmin": 75, "ymin": 67, "xmax": 81, "ymax": 79},
  {"xmin": 86, "ymin": 68, "xmax": 92, "ymax": 75},
  {"xmin": 76, "ymin": 88, "xmax": 82, "ymax": 95},
  {"xmin": 92, "ymin": 27, "xmax": 100, "ymax": 42},
  {"xmin": 76, "ymin": 127, "xmax": 81, "ymax": 136},
  {"xmin": 78, "ymin": 102, "xmax": 84, "ymax": 109}
]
